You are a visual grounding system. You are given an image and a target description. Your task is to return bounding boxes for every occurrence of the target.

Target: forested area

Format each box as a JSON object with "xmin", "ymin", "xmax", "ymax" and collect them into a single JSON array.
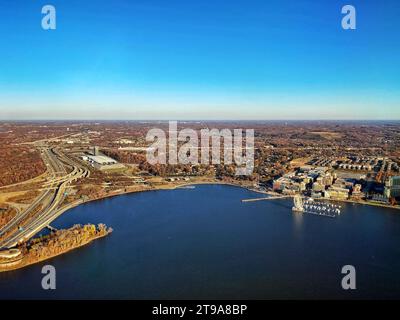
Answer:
[{"xmin": 0, "ymin": 147, "xmax": 46, "ymax": 187}]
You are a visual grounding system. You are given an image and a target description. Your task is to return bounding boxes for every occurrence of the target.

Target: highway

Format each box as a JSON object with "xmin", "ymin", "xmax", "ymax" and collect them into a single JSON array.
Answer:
[
  {"xmin": 0, "ymin": 143, "xmax": 89, "ymax": 249},
  {"xmin": 0, "ymin": 148, "xmax": 57, "ymax": 239}
]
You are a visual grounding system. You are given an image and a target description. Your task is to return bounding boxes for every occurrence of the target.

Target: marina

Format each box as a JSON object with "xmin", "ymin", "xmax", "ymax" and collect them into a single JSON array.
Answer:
[
  {"xmin": 292, "ymin": 195, "xmax": 341, "ymax": 218},
  {"xmin": 241, "ymin": 193, "xmax": 342, "ymax": 218}
]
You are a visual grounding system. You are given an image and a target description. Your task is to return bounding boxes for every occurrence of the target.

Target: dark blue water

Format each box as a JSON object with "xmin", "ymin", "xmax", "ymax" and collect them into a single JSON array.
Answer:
[{"xmin": 1, "ymin": 184, "xmax": 400, "ymax": 299}]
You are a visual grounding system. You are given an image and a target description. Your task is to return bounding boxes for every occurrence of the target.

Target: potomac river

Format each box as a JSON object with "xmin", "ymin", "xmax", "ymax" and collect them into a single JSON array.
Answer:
[{"xmin": 1, "ymin": 184, "xmax": 400, "ymax": 299}]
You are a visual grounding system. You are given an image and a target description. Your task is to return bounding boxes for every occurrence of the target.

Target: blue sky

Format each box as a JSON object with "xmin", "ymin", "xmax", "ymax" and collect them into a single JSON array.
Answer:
[{"xmin": 0, "ymin": 0, "xmax": 399, "ymax": 120}]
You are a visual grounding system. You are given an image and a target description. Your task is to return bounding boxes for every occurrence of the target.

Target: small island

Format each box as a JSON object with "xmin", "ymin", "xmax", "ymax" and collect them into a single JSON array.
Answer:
[{"xmin": 0, "ymin": 224, "xmax": 112, "ymax": 272}]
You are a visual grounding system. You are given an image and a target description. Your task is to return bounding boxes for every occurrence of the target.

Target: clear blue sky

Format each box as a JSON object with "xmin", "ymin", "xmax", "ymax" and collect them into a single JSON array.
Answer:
[{"xmin": 0, "ymin": 0, "xmax": 399, "ymax": 120}]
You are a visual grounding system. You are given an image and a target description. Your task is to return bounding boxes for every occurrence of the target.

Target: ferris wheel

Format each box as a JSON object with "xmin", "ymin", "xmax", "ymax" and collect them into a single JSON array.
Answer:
[{"xmin": 292, "ymin": 195, "xmax": 304, "ymax": 212}]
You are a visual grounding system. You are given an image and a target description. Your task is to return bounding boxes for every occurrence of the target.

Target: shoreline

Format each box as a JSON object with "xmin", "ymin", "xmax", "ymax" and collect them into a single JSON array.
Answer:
[
  {"xmin": 0, "ymin": 227, "xmax": 111, "ymax": 273},
  {"xmin": 62, "ymin": 179, "xmax": 248, "ymax": 209},
  {"xmin": 61, "ymin": 179, "xmax": 400, "ymax": 215},
  {"xmin": 1, "ymin": 179, "xmax": 399, "ymax": 272},
  {"xmin": 319, "ymin": 197, "xmax": 400, "ymax": 210},
  {"xmin": 3, "ymin": 178, "xmax": 400, "ymax": 244}
]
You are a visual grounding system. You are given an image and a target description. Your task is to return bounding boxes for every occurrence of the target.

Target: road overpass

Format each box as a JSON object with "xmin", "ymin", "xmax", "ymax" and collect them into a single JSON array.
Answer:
[{"xmin": 0, "ymin": 143, "xmax": 89, "ymax": 249}]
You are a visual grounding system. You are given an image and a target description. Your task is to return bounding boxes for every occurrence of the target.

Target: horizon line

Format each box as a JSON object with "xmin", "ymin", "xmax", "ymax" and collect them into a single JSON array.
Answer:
[{"xmin": 1, "ymin": 119, "xmax": 400, "ymax": 123}]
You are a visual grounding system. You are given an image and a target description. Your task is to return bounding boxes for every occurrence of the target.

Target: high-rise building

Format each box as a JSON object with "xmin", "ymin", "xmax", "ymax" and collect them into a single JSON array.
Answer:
[{"xmin": 384, "ymin": 176, "xmax": 400, "ymax": 198}]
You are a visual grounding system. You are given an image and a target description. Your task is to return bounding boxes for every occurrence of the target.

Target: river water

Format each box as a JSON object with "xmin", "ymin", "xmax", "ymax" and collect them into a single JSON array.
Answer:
[{"xmin": 1, "ymin": 184, "xmax": 400, "ymax": 299}]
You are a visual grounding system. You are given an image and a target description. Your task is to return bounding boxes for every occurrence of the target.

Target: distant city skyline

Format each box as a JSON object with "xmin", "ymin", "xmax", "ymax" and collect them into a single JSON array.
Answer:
[{"xmin": 1, "ymin": 0, "xmax": 399, "ymax": 120}]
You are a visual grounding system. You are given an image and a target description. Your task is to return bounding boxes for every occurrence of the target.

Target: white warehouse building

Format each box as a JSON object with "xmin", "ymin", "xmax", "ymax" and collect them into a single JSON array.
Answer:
[{"xmin": 81, "ymin": 154, "xmax": 125, "ymax": 171}]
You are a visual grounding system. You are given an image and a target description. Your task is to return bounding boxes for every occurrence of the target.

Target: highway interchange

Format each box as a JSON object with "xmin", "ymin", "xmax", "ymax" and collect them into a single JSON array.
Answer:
[{"xmin": 0, "ymin": 143, "xmax": 89, "ymax": 249}]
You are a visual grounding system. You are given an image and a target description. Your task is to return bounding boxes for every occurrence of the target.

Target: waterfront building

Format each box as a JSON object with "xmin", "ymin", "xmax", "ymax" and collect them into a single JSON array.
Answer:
[
  {"xmin": 384, "ymin": 176, "xmax": 400, "ymax": 198},
  {"xmin": 371, "ymin": 194, "xmax": 390, "ymax": 203},
  {"xmin": 311, "ymin": 191, "xmax": 323, "ymax": 198},
  {"xmin": 324, "ymin": 190, "xmax": 331, "ymax": 198},
  {"xmin": 326, "ymin": 185, "xmax": 349, "ymax": 200},
  {"xmin": 312, "ymin": 182, "xmax": 324, "ymax": 192},
  {"xmin": 351, "ymin": 184, "xmax": 364, "ymax": 199}
]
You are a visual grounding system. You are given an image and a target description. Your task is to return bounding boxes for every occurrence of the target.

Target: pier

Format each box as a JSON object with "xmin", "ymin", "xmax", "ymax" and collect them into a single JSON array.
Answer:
[
  {"xmin": 46, "ymin": 225, "xmax": 58, "ymax": 232},
  {"xmin": 241, "ymin": 195, "xmax": 292, "ymax": 202},
  {"xmin": 304, "ymin": 210, "xmax": 336, "ymax": 218}
]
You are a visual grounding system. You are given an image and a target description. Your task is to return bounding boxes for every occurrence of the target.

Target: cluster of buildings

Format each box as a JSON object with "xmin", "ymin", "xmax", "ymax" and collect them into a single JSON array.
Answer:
[
  {"xmin": 273, "ymin": 166, "xmax": 362, "ymax": 201},
  {"xmin": 337, "ymin": 156, "xmax": 380, "ymax": 171},
  {"xmin": 338, "ymin": 163, "xmax": 373, "ymax": 171},
  {"xmin": 272, "ymin": 161, "xmax": 400, "ymax": 205},
  {"xmin": 165, "ymin": 176, "xmax": 191, "ymax": 182},
  {"xmin": 338, "ymin": 157, "xmax": 400, "ymax": 173},
  {"xmin": 308, "ymin": 156, "xmax": 400, "ymax": 173},
  {"xmin": 307, "ymin": 158, "xmax": 336, "ymax": 167},
  {"xmin": 324, "ymin": 178, "xmax": 361, "ymax": 200},
  {"xmin": 273, "ymin": 166, "xmax": 331, "ymax": 195}
]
